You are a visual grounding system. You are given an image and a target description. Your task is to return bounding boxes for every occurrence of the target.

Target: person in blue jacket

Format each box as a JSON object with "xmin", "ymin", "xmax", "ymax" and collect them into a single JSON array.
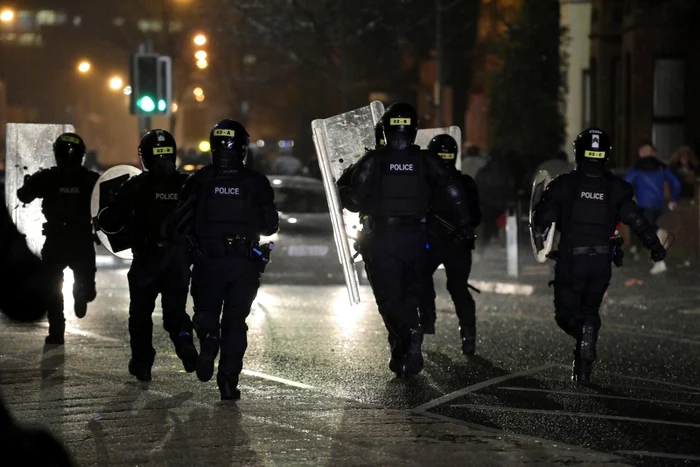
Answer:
[{"xmin": 624, "ymin": 141, "xmax": 680, "ymax": 273}]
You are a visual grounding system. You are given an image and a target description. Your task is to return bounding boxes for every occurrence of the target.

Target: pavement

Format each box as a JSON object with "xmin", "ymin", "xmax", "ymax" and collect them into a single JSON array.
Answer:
[{"xmin": 1, "ymin": 243, "xmax": 699, "ymax": 466}]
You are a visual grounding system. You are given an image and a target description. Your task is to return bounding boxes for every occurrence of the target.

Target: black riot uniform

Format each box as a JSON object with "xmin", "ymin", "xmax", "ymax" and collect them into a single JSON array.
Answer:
[
  {"xmin": 338, "ymin": 103, "xmax": 473, "ymax": 377},
  {"xmin": 171, "ymin": 119, "xmax": 279, "ymax": 400},
  {"xmin": 533, "ymin": 128, "xmax": 666, "ymax": 383},
  {"xmin": 17, "ymin": 133, "xmax": 99, "ymax": 345},
  {"xmin": 97, "ymin": 130, "xmax": 197, "ymax": 382},
  {"xmin": 419, "ymin": 134, "xmax": 482, "ymax": 356}
]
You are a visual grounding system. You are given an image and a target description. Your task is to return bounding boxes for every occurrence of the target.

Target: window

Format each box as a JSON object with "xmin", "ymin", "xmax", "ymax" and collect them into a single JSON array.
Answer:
[
  {"xmin": 652, "ymin": 58, "xmax": 685, "ymax": 160},
  {"xmin": 273, "ymin": 187, "xmax": 328, "ymax": 213},
  {"xmin": 17, "ymin": 11, "xmax": 34, "ymax": 31},
  {"xmin": 138, "ymin": 19, "xmax": 163, "ymax": 33},
  {"xmin": 36, "ymin": 10, "xmax": 67, "ymax": 26}
]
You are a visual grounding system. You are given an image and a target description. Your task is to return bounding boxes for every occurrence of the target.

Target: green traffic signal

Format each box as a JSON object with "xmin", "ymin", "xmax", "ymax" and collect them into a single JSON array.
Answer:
[
  {"xmin": 137, "ymin": 96, "xmax": 156, "ymax": 112},
  {"xmin": 157, "ymin": 99, "xmax": 167, "ymax": 112}
]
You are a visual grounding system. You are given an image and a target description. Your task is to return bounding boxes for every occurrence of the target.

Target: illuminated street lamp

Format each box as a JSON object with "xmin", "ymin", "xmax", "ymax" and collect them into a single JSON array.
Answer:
[
  {"xmin": 195, "ymin": 94, "xmax": 205, "ymax": 103},
  {"xmin": 193, "ymin": 33, "xmax": 207, "ymax": 46},
  {"xmin": 196, "ymin": 59, "xmax": 208, "ymax": 70},
  {"xmin": 108, "ymin": 76, "xmax": 123, "ymax": 91},
  {"xmin": 195, "ymin": 50, "xmax": 207, "ymax": 60},
  {"xmin": 172, "ymin": 102, "xmax": 179, "ymax": 113},
  {"xmin": 123, "ymin": 86, "xmax": 132, "ymax": 95},
  {"xmin": 198, "ymin": 140, "xmax": 210, "ymax": 152},
  {"xmin": 77, "ymin": 60, "xmax": 91, "ymax": 74},
  {"xmin": 0, "ymin": 9, "xmax": 14, "ymax": 22}
]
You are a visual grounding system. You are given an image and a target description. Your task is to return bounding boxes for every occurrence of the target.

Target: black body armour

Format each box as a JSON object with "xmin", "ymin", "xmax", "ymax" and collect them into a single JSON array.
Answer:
[
  {"xmin": 41, "ymin": 168, "xmax": 95, "ymax": 233},
  {"xmin": 195, "ymin": 171, "xmax": 259, "ymax": 255},
  {"xmin": 562, "ymin": 173, "xmax": 617, "ymax": 247},
  {"xmin": 373, "ymin": 147, "xmax": 429, "ymax": 218},
  {"xmin": 131, "ymin": 173, "xmax": 186, "ymax": 251}
]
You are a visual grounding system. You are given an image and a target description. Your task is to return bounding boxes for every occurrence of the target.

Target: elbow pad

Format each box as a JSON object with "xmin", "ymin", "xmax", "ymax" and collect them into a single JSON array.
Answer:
[
  {"xmin": 444, "ymin": 182, "xmax": 471, "ymax": 227},
  {"xmin": 261, "ymin": 206, "xmax": 280, "ymax": 236}
]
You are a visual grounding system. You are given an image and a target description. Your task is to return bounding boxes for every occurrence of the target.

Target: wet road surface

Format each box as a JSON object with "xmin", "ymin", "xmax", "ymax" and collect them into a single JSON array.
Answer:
[{"xmin": 1, "ymin": 246, "xmax": 699, "ymax": 466}]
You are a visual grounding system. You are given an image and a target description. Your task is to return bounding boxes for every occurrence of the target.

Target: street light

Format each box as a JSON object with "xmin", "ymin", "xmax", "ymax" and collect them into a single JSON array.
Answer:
[
  {"xmin": 172, "ymin": 102, "xmax": 179, "ymax": 113},
  {"xmin": 195, "ymin": 94, "xmax": 205, "ymax": 103},
  {"xmin": 77, "ymin": 60, "xmax": 91, "ymax": 74},
  {"xmin": 108, "ymin": 76, "xmax": 123, "ymax": 91},
  {"xmin": 193, "ymin": 34, "xmax": 207, "ymax": 46},
  {"xmin": 0, "ymin": 9, "xmax": 13, "ymax": 22},
  {"xmin": 196, "ymin": 59, "xmax": 208, "ymax": 70},
  {"xmin": 195, "ymin": 50, "xmax": 207, "ymax": 60},
  {"xmin": 193, "ymin": 87, "xmax": 204, "ymax": 97},
  {"xmin": 198, "ymin": 140, "xmax": 210, "ymax": 152},
  {"xmin": 123, "ymin": 86, "xmax": 132, "ymax": 95}
]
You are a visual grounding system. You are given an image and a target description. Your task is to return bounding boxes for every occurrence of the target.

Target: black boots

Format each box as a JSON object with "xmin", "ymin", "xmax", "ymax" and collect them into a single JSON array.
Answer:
[
  {"xmin": 420, "ymin": 310, "xmax": 436, "ymax": 335},
  {"xmin": 460, "ymin": 325, "xmax": 476, "ymax": 356},
  {"xmin": 197, "ymin": 335, "xmax": 220, "ymax": 382},
  {"xmin": 129, "ymin": 357, "xmax": 153, "ymax": 382},
  {"xmin": 388, "ymin": 328, "xmax": 424, "ymax": 377},
  {"xmin": 44, "ymin": 333, "xmax": 65, "ymax": 346},
  {"xmin": 217, "ymin": 373, "xmax": 241, "ymax": 400},
  {"xmin": 174, "ymin": 332, "xmax": 198, "ymax": 373},
  {"xmin": 573, "ymin": 324, "xmax": 598, "ymax": 383}
]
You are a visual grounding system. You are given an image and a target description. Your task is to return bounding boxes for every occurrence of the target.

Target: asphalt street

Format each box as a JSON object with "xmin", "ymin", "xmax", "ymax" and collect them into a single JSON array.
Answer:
[{"xmin": 1, "ymin": 245, "xmax": 699, "ymax": 466}]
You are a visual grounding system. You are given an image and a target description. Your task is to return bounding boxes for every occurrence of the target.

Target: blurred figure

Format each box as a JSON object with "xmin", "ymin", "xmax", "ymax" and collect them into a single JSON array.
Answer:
[
  {"xmin": 669, "ymin": 145, "xmax": 700, "ymax": 199},
  {"xmin": 0, "ymin": 202, "xmax": 74, "ymax": 466},
  {"xmin": 533, "ymin": 128, "xmax": 665, "ymax": 383},
  {"xmin": 461, "ymin": 144, "xmax": 488, "ymax": 179},
  {"xmin": 273, "ymin": 152, "xmax": 302, "ymax": 175},
  {"xmin": 536, "ymin": 150, "xmax": 574, "ymax": 179},
  {"xmin": 96, "ymin": 130, "xmax": 197, "ymax": 382},
  {"xmin": 17, "ymin": 133, "xmax": 99, "ymax": 345},
  {"xmin": 624, "ymin": 141, "xmax": 681, "ymax": 274},
  {"xmin": 171, "ymin": 119, "xmax": 279, "ymax": 400},
  {"xmin": 301, "ymin": 158, "xmax": 322, "ymax": 179},
  {"xmin": 419, "ymin": 134, "xmax": 482, "ymax": 356},
  {"xmin": 475, "ymin": 149, "xmax": 515, "ymax": 246}
]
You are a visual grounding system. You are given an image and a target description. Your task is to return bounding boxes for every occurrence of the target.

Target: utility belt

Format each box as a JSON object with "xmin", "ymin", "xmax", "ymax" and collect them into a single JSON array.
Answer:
[
  {"xmin": 571, "ymin": 245, "xmax": 610, "ymax": 256},
  {"xmin": 192, "ymin": 234, "xmax": 274, "ymax": 272},
  {"xmin": 566, "ymin": 236, "xmax": 624, "ymax": 267},
  {"xmin": 372, "ymin": 215, "xmax": 427, "ymax": 228}
]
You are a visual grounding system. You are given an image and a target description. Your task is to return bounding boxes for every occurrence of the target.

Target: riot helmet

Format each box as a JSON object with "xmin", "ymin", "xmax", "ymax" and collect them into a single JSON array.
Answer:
[
  {"xmin": 53, "ymin": 132, "xmax": 86, "ymax": 171},
  {"xmin": 427, "ymin": 134, "xmax": 459, "ymax": 167},
  {"xmin": 573, "ymin": 128, "xmax": 611, "ymax": 175},
  {"xmin": 138, "ymin": 129, "xmax": 177, "ymax": 175},
  {"xmin": 210, "ymin": 119, "xmax": 250, "ymax": 170},
  {"xmin": 380, "ymin": 103, "xmax": 418, "ymax": 150},
  {"xmin": 374, "ymin": 121, "xmax": 386, "ymax": 148}
]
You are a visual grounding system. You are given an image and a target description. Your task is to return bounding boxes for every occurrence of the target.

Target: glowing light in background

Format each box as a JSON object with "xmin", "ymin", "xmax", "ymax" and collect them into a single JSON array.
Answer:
[
  {"xmin": 171, "ymin": 102, "xmax": 179, "ymax": 112},
  {"xmin": 193, "ymin": 33, "xmax": 207, "ymax": 46},
  {"xmin": 194, "ymin": 50, "xmax": 207, "ymax": 60},
  {"xmin": 123, "ymin": 86, "xmax": 132, "ymax": 95},
  {"xmin": 198, "ymin": 140, "xmax": 210, "ymax": 152},
  {"xmin": 108, "ymin": 76, "xmax": 123, "ymax": 90},
  {"xmin": 196, "ymin": 59, "xmax": 208, "ymax": 69},
  {"xmin": 193, "ymin": 87, "xmax": 204, "ymax": 97},
  {"xmin": 195, "ymin": 94, "xmax": 205, "ymax": 102},
  {"xmin": 1, "ymin": 9, "xmax": 15, "ymax": 22},
  {"xmin": 287, "ymin": 217, "xmax": 298, "ymax": 224},
  {"xmin": 62, "ymin": 268, "xmax": 75, "ymax": 320},
  {"xmin": 256, "ymin": 140, "xmax": 265, "ymax": 147},
  {"xmin": 272, "ymin": 179, "xmax": 282, "ymax": 185},
  {"xmin": 77, "ymin": 60, "xmax": 91, "ymax": 73}
]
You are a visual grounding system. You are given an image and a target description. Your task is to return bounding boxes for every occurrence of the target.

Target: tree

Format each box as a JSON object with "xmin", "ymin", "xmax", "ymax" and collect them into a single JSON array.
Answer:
[{"xmin": 487, "ymin": 0, "xmax": 567, "ymax": 180}]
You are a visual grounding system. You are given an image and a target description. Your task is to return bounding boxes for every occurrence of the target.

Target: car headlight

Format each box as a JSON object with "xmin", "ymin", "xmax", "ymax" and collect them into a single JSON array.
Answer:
[{"xmin": 260, "ymin": 232, "xmax": 279, "ymax": 243}]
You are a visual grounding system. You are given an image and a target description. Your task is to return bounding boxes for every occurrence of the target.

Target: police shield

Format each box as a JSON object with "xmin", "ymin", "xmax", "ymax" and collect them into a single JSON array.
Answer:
[
  {"xmin": 529, "ymin": 170, "xmax": 557, "ymax": 263},
  {"xmin": 416, "ymin": 126, "xmax": 463, "ymax": 171},
  {"xmin": 90, "ymin": 165, "xmax": 142, "ymax": 260},
  {"xmin": 5, "ymin": 123, "xmax": 76, "ymax": 256},
  {"xmin": 311, "ymin": 101, "xmax": 386, "ymax": 305}
]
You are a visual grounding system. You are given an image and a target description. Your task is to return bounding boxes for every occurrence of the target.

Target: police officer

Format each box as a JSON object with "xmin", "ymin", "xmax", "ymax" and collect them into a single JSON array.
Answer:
[
  {"xmin": 419, "ymin": 134, "xmax": 482, "ymax": 356},
  {"xmin": 172, "ymin": 119, "xmax": 279, "ymax": 400},
  {"xmin": 338, "ymin": 103, "xmax": 473, "ymax": 377},
  {"xmin": 97, "ymin": 130, "xmax": 197, "ymax": 382},
  {"xmin": 533, "ymin": 128, "xmax": 666, "ymax": 383},
  {"xmin": 17, "ymin": 133, "xmax": 99, "ymax": 345}
]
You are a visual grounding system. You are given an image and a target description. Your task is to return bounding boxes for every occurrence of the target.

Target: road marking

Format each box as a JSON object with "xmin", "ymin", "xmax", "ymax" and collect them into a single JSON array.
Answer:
[
  {"xmin": 38, "ymin": 322, "xmax": 122, "ymax": 343},
  {"xmin": 497, "ymin": 386, "xmax": 700, "ymax": 407},
  {"xmin": 553, "ymin": 364, "xmax": 700, "ymax": 392},
  {"xmin": 447, "ymin": 404, "xmax": 700, "ymax": 429},
  {"xmin": 412, "ymin": 363, "xmax": 559, "ymax": 412},
  {"xmin": 614, "ymin": 450, "xmax": 700, "ymax": 461},
  {"xmin": 241, "ymin": 369, "xmax": 315, "ymax": 390},
  {"xmin": 469, "ymin": 280, "xmax": 534, "ymax": 296}
]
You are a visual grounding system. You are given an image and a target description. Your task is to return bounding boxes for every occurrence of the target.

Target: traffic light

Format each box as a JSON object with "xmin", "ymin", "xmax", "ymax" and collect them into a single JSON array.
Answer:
[{"xmin": 129, "ymin": 53, "xmax": 172, "ymax": 116}]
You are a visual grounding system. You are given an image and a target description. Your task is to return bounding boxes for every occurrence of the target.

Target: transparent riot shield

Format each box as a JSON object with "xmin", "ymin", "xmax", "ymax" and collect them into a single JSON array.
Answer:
[
  {"xmin": 90, "ymin": 165, "xmax": 142, "ymax": 260},
  {"xmin": 5, "ymin": 123, "xmax": 75, "ymax": 256},
  {"xmin": 311, "ymin": 101, "xmax": 386, "ymax": 305},
  {"xmin": 529, "ymin": 170, "xmax": 558, "ymax": 263},
  {"xmin": 415, "ymin": 126, "xmax": 463, "ymax": 171}
]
